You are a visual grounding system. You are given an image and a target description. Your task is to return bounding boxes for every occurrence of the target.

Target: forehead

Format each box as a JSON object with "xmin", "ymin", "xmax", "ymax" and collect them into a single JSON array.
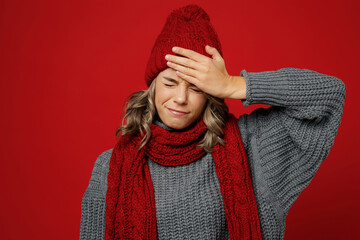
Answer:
[
  {"xmin": 159, "ymin": 67, "xmax": 198, "ymax": 86},
  {"xmin": 161, "ymin": 76, "xmax": 196, "ymax": 87}
]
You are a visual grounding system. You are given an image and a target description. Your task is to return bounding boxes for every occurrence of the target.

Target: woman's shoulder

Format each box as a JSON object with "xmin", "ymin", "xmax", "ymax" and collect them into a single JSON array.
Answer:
[
  {"xmin": 95, "ymin": 148, "xmax": 114, "ymax": 176},
  {"xmin": 236, "ymin": 107, "xmax": 274, "ymax": 147},
  {"xmin": 83, "ymin": 148, "xmax": 114, "ymax": 199},
  {"xmin": 96, "ymin": 148, "xmax": 113, "ymax": 167},
  {"xmin": 92, "ymin": 148, "xmax": 113, "ymax": 174}
]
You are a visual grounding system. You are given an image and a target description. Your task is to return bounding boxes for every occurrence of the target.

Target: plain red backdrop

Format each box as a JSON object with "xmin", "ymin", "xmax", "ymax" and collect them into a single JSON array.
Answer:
[{"xmin": 0, "ymin": 0, "xmax": 358, "ymax": 239}]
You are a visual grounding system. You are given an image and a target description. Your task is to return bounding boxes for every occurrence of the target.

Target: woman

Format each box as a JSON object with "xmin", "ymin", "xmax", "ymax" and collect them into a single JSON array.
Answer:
[{"xmin": 80, "ymin": 4, "xmax": 346, "ymax": 240}]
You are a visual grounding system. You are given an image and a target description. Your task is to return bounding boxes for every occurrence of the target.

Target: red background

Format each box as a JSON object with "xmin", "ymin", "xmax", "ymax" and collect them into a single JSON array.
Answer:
[{"xmin": 0, "ymin": 0, "xmax": 358, "ymax": 239}]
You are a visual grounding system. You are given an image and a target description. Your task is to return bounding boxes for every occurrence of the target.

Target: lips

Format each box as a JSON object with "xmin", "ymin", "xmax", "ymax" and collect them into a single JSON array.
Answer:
[
  {"xmin": 168, "ymin": 108, "xmax": 187, "ymax": 114},
  {"xmin": 167, "ymin": 108, "xmax": 188, "ymax": 116}
]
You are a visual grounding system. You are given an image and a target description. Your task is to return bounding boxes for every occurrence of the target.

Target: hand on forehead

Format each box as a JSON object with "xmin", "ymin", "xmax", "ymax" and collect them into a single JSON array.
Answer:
[{"xmin": 164, "ymin": 45, "xmax": 232, "ymax": 99}]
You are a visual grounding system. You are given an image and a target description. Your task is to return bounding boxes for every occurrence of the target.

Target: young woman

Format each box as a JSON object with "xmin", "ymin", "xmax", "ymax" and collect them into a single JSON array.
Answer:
[{"xmin": 80, "ymin": 4, "xmax": 346, "ymax": 240}]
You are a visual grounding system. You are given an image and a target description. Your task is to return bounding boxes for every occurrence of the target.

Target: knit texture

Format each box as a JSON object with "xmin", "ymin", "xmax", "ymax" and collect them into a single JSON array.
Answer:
[
  {"xmin": 80, "ymin": 67, "xmax": 346, "ymax": 240},
  {"xmin": 144, "ymin": 4, "xmax": 223, "ymax": 87},
  {"xmin": 104, "ymin": 113, "xmax": 262, "ymax": 239}
]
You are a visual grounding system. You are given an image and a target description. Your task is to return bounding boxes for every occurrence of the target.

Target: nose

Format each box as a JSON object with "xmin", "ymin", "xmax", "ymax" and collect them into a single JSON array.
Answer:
[{"xmin": 173, "ymin": 84, "xmax": 188, "ymax": 105}]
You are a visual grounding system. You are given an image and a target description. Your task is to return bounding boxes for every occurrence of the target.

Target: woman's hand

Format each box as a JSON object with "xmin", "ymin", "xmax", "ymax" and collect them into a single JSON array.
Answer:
[{"xmin": 165, "ymin": 45, "xmax": 240, "ymax": 99}]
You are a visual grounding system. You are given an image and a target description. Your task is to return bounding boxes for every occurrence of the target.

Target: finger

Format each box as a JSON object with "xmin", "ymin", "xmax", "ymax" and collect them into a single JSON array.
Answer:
[
  {"xmin": 175, "ymin": 70, "xmax": 199, "ymax": 87},
  {"xmin": 172, "ymin": 46, "xmax": 208, "ymax": 63},
  {"xmin": 165, "ymin": 54, "xmax": 205, "ymax": 72},
  {"xmin": 167, "ymin": 61, "xmax": 199, "ymax": 80},
  {"xmin": 165, "ymin": 55, "xmax": 197, "ymax": 69},
  {"xmin": 205, "ymin": 45, "xmax": 222, "ymax": 61}
]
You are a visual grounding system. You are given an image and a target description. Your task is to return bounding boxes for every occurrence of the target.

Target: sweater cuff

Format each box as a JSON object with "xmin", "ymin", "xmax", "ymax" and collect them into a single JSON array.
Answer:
[{"xmin": 240, "ymin": 69, "xmax": 289, "ymax": 108}]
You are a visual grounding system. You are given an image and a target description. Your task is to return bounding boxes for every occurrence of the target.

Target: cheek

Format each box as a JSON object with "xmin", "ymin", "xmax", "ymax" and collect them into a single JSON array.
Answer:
[
  {"xmin": 192, "ymin": 95, "xmax": 207, "ymax": 112},
  {"xmin": 155, "ymin": 86, "xmax": 170, "ymax": 106}
]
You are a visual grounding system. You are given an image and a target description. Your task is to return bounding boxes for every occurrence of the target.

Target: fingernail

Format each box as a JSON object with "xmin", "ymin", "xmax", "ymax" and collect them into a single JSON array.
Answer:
[{"xmin": 172, "ymin": 47, "xmax": 178, "ymax": 52}]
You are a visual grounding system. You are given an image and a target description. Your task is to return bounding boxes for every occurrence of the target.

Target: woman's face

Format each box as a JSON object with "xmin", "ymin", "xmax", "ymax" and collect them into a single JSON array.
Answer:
[{"xmin": 154, "ymin": 68, "xmax": 207, "ymax": 130}]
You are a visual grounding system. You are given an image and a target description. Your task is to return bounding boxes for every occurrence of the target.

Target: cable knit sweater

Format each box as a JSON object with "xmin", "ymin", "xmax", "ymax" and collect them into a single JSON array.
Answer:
[{"xmin": 79, "ymin": 67, "xmax": 346, "ymax": 240}]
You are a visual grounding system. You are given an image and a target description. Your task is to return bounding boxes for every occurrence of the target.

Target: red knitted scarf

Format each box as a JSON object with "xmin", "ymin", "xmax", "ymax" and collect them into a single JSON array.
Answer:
[{"xmin": 104, "ymin": 113, "xmax": 262, "ymax": 239}]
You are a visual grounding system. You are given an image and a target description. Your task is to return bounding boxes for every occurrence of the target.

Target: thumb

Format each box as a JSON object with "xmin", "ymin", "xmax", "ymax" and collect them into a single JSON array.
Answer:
[{"xmin": 205, "ymin": 45, "xmax": 222, "ymax": 61}]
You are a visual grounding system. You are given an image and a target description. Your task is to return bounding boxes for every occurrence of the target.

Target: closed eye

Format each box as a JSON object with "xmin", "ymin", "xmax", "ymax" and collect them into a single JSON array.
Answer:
[
  {"xmin": 164, "ymin": 82, "xmax": 202, "ymax": 93},
  {"xmin": 192, "ymin": 89, "xmax": 202, "ymax": 93}
]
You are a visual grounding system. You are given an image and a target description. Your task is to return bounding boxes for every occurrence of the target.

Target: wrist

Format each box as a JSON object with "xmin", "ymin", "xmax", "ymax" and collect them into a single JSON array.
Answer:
[{"xmin": 227, "ymin": 75, "xmax": 246, "ymax": 100}]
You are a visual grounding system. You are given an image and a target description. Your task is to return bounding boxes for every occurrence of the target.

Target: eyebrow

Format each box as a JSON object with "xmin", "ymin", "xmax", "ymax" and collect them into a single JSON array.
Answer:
[{"xmin": 163, "ymin": 76, "xmax": 196, "ymax": 87}]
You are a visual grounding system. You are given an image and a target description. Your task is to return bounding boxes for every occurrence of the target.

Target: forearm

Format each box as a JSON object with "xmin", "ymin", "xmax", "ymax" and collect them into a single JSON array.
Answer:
[
  {"xmin": 226, "ymin": 75, "xmax": 247, "ymax": 100},
  {"xmin": 239, "ymin": 68, "xmax": 346, "ymax": 120}
]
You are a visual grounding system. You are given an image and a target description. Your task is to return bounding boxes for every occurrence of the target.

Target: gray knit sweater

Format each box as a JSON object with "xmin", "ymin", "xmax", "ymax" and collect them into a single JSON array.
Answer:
[{"xmin": 80, "ymin": 68, "xmax": 346, "ymax": 240}]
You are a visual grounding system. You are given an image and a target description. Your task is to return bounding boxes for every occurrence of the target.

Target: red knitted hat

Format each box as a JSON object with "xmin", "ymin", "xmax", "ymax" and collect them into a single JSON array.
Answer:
[{"xmin": 144, "ymin": 4, "xmax": 223, "ymax": 87}]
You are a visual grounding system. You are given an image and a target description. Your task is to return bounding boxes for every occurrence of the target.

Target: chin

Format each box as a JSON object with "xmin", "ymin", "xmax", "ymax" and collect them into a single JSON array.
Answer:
[{"xmin": 165, "ymin": 121, "xmax": 187, "ymax": 130}]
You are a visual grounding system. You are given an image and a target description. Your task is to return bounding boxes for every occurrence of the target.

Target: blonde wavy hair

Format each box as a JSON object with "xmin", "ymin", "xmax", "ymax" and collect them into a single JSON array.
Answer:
[{"xmin": 115, "ymin": 79, "xmax": 229, "ymax": 153}]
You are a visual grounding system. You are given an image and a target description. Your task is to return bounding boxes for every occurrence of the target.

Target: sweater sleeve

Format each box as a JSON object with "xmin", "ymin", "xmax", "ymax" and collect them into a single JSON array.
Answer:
[
  {"xmin": 237, "ymin": 67, "xmax": 346, "ymax": 215},
  {"xmin": 79, "ymin": 149, "xmax": 112, "ymax": 240}
]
